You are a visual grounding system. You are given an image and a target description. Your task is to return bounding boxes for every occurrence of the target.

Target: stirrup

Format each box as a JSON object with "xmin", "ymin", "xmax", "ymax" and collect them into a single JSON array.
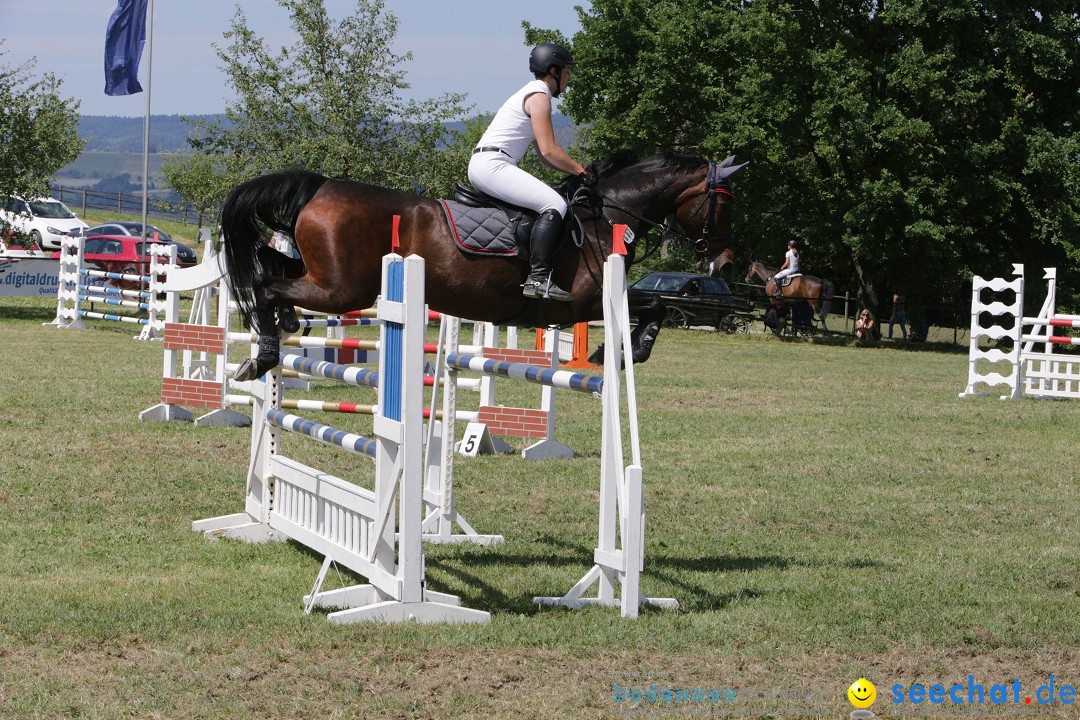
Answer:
[{"xmin": 523, "ymin": 275, "xmax": 571, "ymax": 302}]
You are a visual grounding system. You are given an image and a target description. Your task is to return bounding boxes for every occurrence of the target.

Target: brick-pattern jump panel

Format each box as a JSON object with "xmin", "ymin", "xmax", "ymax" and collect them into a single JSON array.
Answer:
[
  {"xmin": 478, "ymin": 406, "xmax": 548, "ymax": 438},
  {"xmin": 162, "ymin": 377, "xmax": 223, "ymax": 408},
  {"xmin": 164, "ymin": 323, "xmax": 225, "ymax": 353},
  {"xmin": 482, "ymin": 347, "xmax": 552, "ymax": 366}
]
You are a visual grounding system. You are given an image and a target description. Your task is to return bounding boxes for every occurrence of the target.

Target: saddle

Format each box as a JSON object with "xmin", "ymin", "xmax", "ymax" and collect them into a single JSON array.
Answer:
[
  {"xmin": 439, "ymin": 182, "xmax": 578, "ymax": 259},
  {"xmin": 775, "ymin": 273, "xmax": 802, "ymax": 288}
]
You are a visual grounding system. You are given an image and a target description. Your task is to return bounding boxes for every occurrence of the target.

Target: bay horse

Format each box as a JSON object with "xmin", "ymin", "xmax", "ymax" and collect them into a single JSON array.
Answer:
[
  {"xmin": 221, "ymin": 151, "xmax": 747, "ymax": 381},
  {"xmin": 744, "ymin": 260, "xmax": 834, "ymax": 327}
]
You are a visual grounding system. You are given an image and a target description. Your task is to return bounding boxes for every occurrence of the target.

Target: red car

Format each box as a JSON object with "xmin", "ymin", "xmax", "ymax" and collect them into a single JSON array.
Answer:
[{"xmin": 52, "ymin": 235, "xmax": 197, "ymax": 288}]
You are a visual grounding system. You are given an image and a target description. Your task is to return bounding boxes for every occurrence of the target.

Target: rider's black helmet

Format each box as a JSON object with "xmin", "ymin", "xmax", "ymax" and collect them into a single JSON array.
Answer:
[{"xmin": 529, "ymin": 43, "xmax": 574, "ymax": 75}]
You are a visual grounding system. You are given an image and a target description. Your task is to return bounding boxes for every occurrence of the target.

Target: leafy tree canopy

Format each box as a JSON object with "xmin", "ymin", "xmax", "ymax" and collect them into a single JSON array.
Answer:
[
  {"xmin": 165, "ymin": 0, "xmax": 470, "ymax": 214},
  {"xmin": 0, "ymin": 42, "xmax": 84, "ymax": 202},
  {"xmin": 540, "ymin": 0, "xmax": 1080, "ymax": 312}
]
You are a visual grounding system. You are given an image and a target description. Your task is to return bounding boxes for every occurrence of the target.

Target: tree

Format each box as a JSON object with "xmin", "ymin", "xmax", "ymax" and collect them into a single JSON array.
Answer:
[
  {"xmin": 0, "ymin": 42, "xmax": 84, "ymax": 202},
  {"xmin": 546, "ymin": 1, "xmax": 1080, "ymax": 313},
  {"xmin": 165, "ymin": 0, "xmax": 469, "ymax": 211}
]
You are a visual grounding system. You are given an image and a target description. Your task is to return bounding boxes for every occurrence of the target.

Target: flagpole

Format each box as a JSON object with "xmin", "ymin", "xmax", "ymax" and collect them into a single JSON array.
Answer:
[{"xmin": 140, "ymin": 0, "xmax": 154, "ymax": 242}]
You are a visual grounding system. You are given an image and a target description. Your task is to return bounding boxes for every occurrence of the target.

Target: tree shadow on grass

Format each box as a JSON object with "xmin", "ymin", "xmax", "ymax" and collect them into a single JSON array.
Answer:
[
  {"xmin": 0, "ymin": 306, "xmax": 57, "ymax": 322},
  {"xmin": 424, "ymin": 536, "xmax": 792, "ymax": 616},
  {"xmin": 288, "ymin": 535, "xmax": 887, "ymax": 617}
]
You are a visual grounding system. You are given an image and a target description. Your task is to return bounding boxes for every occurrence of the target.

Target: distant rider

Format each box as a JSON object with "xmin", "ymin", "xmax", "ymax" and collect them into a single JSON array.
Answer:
[
  {"xmin": 467, "ymin": 42, "xmax": 591, "ymax": 302},
  {"xmin": 772, "ymin": 239, "xmax": 799, "ymax": 297}
]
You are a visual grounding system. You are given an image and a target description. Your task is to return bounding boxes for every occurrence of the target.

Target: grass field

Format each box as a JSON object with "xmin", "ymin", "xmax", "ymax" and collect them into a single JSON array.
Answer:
[{"xmin": 1, "ymin": 293, "xmax": 1078, "ymax": 719}]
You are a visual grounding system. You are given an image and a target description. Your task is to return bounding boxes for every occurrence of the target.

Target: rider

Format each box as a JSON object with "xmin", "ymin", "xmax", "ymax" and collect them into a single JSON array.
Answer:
[
  {"xmin": 771, "ymin": 239, "xmax": 799, "ymax": 297},
  {"xmin": 467, "ymin": 42, "xmax": 590, "ymax": 302}
]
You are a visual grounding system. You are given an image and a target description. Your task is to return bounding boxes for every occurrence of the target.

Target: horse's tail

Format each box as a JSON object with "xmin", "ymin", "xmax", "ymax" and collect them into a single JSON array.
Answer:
[
  {"xmin": 220, "ymin": 170, "xmax": 329, "ymax": 332},
  {"xmin": 819, "ymin": 278, "xmax": 835, "ymax": 323}
]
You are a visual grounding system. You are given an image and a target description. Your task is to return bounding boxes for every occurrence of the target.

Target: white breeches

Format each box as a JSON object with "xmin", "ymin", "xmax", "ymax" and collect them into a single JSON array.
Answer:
[
  {"xmin": 468, "ymin": 152, "xmax": 567, "ymax": 217},
  {"xmin": 773, "ymin": 268, "xmax": 797, "ymax": 284}
]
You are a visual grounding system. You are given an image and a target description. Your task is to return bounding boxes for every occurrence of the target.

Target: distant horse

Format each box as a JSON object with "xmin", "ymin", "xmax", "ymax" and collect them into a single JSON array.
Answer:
[
  {"xmin": 744, "ymin": 260, "xmax": 834, "ymax": 327},
  {"xmin": 221, "ymin": 152, "xmax": 747, "ymax": 380}
]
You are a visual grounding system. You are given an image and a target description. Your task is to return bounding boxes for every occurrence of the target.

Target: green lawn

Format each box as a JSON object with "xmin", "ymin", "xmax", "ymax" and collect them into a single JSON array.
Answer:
[{"xmin": 1, "ymin": 294, "xmax": 1077, "ymax": 719}]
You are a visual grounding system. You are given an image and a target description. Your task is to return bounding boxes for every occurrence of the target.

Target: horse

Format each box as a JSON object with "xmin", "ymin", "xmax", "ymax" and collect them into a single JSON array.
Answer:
[
  {"xmin": 220, "ymin": 151, "xmax": 747, "ymax": 381},
  {"xmin": 744, "ymin": 260, "xmax": 834, "ymax": 327}
]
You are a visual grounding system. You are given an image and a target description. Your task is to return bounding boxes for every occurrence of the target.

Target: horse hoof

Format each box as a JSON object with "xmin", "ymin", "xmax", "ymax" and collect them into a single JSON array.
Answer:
[
  {"xmin": 279, "ymin": 306, "xmax": 301, "ymax": 334},
  {"xmin": 234, "ymin": 358, "xmax": 260, "ymax": 382},
  {"xmin": 587, "ymin": 344, "xmax": 605, "ymax": 365}
]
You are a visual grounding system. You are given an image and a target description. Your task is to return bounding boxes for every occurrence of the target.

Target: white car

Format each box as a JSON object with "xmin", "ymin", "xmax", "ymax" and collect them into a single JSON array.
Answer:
[{"xmin": 0, "ymin": 195, "xmax": 89, "ymax": 251}]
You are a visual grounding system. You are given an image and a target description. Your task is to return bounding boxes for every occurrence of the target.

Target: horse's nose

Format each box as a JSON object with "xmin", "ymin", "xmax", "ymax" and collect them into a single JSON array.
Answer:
[{"xmin": 704, "ymin": 248, "xmax": 734, "ymax": 277}]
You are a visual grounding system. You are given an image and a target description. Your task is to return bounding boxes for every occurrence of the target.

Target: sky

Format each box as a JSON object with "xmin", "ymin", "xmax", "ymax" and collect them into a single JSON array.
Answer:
[{"xmin": 1, "ymin": 0, "xmax": 584, "ymax": 117}]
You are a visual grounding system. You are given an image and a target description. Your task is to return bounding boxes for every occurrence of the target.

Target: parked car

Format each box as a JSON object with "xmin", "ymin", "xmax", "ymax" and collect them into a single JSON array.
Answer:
[
  {"xmin": 51, "ymin": 235, "xmax": 197, "ymax": 289},
  {"xmin": 0, "ymin": 195, "xmax": 89, "ymax": 250},
  {"xmin": 628, "ymin": 271, "xmax": 755, "ymax": 330},
  {"xmin": 77, "ymin": 222, "xmax": 198, "ymax": 265}
]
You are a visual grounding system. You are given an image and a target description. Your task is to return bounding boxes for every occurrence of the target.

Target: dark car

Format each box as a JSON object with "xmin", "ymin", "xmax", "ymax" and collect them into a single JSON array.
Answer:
[
  {"xmin": 73, "ymin": 222, "xmax": 198, "ymax": 266},
  {"xmin": 628, "ymin": 271, "xmax": 755, "ymax": 331}
]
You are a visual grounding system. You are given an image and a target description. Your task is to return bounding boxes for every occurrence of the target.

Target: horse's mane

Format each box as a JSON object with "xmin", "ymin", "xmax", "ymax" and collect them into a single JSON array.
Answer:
[
  {"xmin": 591, "ymin": 149, "xmax": 705, "ymax": 178},
  {"xmin": 555, "ymin": 149, "xmax": 705, "ymax": 194}
]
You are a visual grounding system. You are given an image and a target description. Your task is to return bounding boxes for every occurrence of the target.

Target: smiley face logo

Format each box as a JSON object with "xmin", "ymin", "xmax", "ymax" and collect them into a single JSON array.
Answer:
[{"xmin": 848, "ymin": 678, "xmax": 876, "ymax": 709}]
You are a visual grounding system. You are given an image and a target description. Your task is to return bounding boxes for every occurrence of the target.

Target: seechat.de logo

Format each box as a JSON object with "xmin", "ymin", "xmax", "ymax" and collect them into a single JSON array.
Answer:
[{"xmin": 848, "ymin": 678, "xmax": 877, "ymax": 718}]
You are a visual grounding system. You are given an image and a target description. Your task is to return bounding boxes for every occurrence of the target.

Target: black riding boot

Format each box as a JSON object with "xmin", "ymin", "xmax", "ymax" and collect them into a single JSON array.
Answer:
[{"xmin": 523, "ymin": 209, "xmax": 572, "ymax": 302}]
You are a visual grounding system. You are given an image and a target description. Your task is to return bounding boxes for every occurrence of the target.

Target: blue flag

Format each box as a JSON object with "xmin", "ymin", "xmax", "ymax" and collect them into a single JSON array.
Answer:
[{"xmin": 104, "ymin": 0, "xmax": 148, "ymax": 96}]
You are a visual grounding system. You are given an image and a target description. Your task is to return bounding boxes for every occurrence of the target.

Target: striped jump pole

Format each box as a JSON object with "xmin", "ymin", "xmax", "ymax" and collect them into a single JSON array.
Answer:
[
  {"xmin": 223, "ymin": 394, "xmax": 472, "ymax": 422},
  {"xmin": 445, "ymin": 352, "xmax": 603, "ymax": 394},
  {"xmin": 266, "ymin": 408, "xmax": 377, "ymax": 457},
  {"xmin": 1022, "ymin": 334, "xmax": 1080, "ymax": 345}
]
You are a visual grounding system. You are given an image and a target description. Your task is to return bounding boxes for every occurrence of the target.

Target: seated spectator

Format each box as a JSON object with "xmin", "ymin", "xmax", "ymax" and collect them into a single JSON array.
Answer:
[{"xmin": 854, "ymin": 310, "xmax": 876, "ymax": 341}]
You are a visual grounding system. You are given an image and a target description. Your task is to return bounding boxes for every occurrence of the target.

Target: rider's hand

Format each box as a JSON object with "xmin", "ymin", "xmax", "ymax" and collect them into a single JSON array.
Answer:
[{"xmin": 578, "ymin": 165, "xmax": 597, "ymax": 188}]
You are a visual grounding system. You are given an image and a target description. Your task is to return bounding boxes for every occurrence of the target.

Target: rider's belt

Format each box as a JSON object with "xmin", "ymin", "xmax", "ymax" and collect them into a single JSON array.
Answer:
[{"xmin": 472, "ymin": 146, "xmax": 511, "ymax": 158}]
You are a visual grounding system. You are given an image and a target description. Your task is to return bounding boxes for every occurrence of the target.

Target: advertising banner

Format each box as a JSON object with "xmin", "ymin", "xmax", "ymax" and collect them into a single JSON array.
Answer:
[{"xmin": 0, "ymin": 253, "xmax": 61, "ymax": 297}]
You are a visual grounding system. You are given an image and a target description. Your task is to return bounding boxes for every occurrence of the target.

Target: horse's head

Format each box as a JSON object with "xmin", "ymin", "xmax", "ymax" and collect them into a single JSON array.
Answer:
[
  {"xmin": 670, "ymin": 155, "xmax": 747, "ymax": 278},
  {"xmin": 581, "ymin": 151, "xmax": 747, "ymax": 276},
  {"xmin": 744, "ymin": 261, "xmax": 759, "ymax": 284}
]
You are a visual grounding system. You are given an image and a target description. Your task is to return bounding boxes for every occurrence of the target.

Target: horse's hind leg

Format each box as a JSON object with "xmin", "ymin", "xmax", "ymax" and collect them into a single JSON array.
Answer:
[
  {"xmin": 234, "ymin": 301, "xmax": 281, "ymax": 382},
  {"xmin": 233, "ymin": 274, "xmax": 328, "ymax": 383}
]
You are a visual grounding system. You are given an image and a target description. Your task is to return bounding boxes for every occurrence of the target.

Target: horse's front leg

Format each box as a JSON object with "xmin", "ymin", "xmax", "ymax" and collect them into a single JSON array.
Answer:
[{"xmin": 586, "ymin": 300, "xmax": 663, "ymax": 366}]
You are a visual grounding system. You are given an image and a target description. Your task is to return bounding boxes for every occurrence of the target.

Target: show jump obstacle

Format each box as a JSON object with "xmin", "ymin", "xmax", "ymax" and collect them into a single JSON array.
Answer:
[
  {"xmin": 960, "ymin": 264, "xmax": 1080, "ymax": 400},
  {"xmin": 189, "ymin": 225, "xmax": 674, "ymax": 621},
  {"xmin": 194, "ymin": 253, "xmax": 490, "ymax": 623},
  {"xmin": 46, "ymin": 234, "xmax": 176, "ymax": 340}
]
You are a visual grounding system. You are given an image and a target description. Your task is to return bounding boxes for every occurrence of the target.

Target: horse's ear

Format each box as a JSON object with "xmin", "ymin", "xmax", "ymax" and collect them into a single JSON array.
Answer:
[
  {"xmin": 717, "ymin": 155, "xmax": 737, "ymax": 168},
  {"xmin": 714, "ymin": 159, "xmax": 748, "ymax": 180}
]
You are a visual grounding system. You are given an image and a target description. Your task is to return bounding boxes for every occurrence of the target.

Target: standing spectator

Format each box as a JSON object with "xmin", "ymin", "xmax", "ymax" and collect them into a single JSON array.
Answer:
[{"xmin": 889, "ymin": 292, "xmax": 907, "ymax": 340}]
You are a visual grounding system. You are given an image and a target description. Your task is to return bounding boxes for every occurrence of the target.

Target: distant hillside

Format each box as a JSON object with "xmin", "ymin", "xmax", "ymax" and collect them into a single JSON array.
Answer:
[
  {"xmin": 77, "ymin": 114, "xmax": 228, "ymax": 153},
  {"xmin": 58, "ymin": 112, "xmax": 580, "ymax": 187},
  {"xmin": 76, "ymin": 112, "xmax": 577, "ymax": 154}
]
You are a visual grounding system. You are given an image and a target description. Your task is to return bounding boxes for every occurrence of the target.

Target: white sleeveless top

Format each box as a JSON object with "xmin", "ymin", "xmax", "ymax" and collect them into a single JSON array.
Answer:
[
  {"xmin": 786, "ymin": 249, "xmax": 799, "ymax": 272},
  {"xmin": 475, "ymin": 80, "xmax": 552, "ymax": 164}
]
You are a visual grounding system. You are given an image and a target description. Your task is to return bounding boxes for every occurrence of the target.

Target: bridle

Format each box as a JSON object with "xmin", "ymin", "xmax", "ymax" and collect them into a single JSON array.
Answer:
[{"xmin": 570, "ymin": 160, "xmax": 735, "ymax": 265}]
